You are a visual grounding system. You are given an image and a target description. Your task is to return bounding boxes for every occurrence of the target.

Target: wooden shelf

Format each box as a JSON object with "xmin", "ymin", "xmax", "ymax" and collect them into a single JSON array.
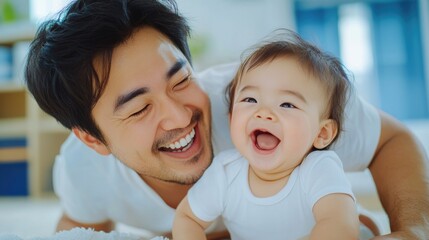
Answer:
[
  {"xmin": 0, "ymin": 118, "xmax": 27, "ymax": 137},
  {"xmin": 0, "ymin": 21, "xmax": 70, "ymax": 196},
  {"xmin": 0, "ymin": 83, "xmax": 25, "ymax": 93}
]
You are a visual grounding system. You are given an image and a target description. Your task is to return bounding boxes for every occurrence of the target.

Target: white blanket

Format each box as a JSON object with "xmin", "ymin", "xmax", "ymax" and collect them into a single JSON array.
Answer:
[{"xmin": 0, "ymin": 228, "xmax": 169, "ymax": 240}]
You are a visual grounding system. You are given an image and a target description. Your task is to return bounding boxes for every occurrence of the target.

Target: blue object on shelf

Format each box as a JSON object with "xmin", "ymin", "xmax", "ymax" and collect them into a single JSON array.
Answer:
[
  {"xmin": 0, "ymin": 137, "xmax": 27, "ymax": 148},
  {"xmin": 0, "ymin": 46, "xmax": 13, "ymax": 82},
  {"xmin": 0, "ymin": 161, "xmax": 28, "ymax": 196}
]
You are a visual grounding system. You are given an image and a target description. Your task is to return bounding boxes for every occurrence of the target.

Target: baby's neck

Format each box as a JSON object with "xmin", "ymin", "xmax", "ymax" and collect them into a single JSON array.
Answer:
[{"xmin": 248, "ymin": 166, "xmax": 294, "ymax": 198}]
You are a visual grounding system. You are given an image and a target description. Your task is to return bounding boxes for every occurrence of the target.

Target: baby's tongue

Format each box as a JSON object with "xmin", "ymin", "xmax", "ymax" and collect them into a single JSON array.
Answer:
[{"xmin": 256, "ymin": 133, "xmax": 280, "ymax": 150}]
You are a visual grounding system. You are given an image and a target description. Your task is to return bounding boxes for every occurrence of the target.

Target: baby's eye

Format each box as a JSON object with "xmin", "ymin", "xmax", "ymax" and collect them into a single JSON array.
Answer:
[
  {"xmin": 280, "ymin": 102, "xmax": 296, "ymax": 108},
  {"xmin": 242, "ymin": 97, "xmax": 257, "ymax": 103}
]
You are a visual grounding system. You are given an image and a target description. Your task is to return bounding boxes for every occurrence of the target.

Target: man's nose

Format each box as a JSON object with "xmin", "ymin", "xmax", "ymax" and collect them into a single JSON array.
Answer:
[
  {"xmin": 159, "ymin": 96, "xmax": 192, "ymax": 130},
  {"xmin": 254, "ymin": 107, "xmax": 276, "ymax": 121}
]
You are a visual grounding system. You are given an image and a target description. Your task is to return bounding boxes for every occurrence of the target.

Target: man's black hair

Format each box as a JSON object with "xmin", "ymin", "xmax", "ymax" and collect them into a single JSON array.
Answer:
[{"xmin": 25, "ymin": 0, "xmax": 191, "ymax": 143}]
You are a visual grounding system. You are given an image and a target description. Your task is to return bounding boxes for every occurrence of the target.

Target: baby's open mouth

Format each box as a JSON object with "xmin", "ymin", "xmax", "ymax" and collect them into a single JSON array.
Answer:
[{"xmin": 251, "ymin": 129, "xmax": 280, "ymax": 151}]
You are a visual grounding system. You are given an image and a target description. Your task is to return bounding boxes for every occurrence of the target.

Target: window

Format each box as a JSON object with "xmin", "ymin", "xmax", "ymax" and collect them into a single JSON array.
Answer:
[{"xmin": 295, "ymin": 0, "xmax": 428, "ymax": 120}]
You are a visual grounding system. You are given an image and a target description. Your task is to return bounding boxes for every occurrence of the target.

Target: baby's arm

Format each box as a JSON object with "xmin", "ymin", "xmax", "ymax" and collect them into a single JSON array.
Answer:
[
  {"xmin": 173, "ymin": 196, "xmax": 212, "ymax": 240},
  {"xmin": 309, "ymin": 193, "xmax": 359, "ymax": 240}
]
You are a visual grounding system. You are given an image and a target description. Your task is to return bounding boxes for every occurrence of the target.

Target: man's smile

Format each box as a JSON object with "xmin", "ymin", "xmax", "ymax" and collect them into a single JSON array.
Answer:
[
  {"xmin": 159, "ymin": 128, "xmax": 196, "ymax": 152},
  {"xmin": 157, "ymin": 125, "xmax": 204, "ymax": 161}
]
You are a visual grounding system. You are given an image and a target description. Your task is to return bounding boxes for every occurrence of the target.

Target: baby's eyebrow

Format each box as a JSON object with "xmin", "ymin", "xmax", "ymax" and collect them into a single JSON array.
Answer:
[
  {"xmin": 238, "ymin": 85, "xmax": 257, "ymax": 93},
  {"xmin": 279, "ymin": 89, "xmax": 307, "ymax": 103},
  {"xmin": 238, "ymin": 85, "xmax": 306, "ymax": 103}
]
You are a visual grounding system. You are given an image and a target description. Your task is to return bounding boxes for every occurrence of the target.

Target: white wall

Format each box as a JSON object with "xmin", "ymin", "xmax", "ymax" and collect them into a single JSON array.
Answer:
[
  {"xmin": 177, "ymin": 0, "xmax": 296, "ymax": 71},
  {"xmin": 0, "ymin": 0, "xmax": 29, "ymax": 21}
]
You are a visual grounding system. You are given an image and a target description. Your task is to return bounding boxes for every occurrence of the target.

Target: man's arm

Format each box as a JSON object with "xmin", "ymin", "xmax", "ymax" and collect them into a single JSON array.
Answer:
[
  {"xmin": 370, "ymin": 111, "xmax": 429, "ymax": 239},
  {"xmin": 56, "ymin": 212, "xmax": 114, "ymax": 232}
]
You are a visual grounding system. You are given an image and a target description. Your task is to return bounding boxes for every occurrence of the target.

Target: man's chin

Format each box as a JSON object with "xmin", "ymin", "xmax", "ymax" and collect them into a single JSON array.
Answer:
[
  {"xmin": 159, "ymin": 142, "xmax": 213, "ymax": 184},
  {"xmin": 164, "ymin": 175, "xmax": 201, "ymax": 185},
  {"xmin": 146, "ymin": 169, "xmax": 204, "ymax": 185},
  {"xmin": 169, "ymin": 157, "xmax": 212, "ymax": 185}
]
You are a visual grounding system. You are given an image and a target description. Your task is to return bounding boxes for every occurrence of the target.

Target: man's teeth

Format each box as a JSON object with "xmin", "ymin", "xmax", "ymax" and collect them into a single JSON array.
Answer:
[{"xmin": 167, "ymin": 128, "xmax": 196, "ymax": 150}]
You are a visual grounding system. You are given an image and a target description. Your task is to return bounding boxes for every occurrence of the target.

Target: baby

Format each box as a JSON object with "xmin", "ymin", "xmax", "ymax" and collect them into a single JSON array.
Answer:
[{"xmin": 173, "ymin": 29, "xmax": 359, "ymax": 240}]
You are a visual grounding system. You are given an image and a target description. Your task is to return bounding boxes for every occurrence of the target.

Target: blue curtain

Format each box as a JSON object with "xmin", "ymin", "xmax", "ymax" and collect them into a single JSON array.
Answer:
[
  {"xmin": 370, "ymin": 0, "xmax": 428, "ymax": 119},
  {"xmin": 295, "ymin": 6, "xmax": 341, "ymax": 59},
  {"xmin": 295, "ymin": 0, "xmax": 428, "ymax": 120}
]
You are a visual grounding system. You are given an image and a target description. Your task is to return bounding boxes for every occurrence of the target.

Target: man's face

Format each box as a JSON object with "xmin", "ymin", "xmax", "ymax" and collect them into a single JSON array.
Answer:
[{"xmin": 92, "ymin": 27, "xmax": 213, "ymax": 185}]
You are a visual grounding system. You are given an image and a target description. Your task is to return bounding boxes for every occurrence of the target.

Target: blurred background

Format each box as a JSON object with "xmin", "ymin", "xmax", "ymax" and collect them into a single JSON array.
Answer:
[{"xmin": 0, "ymin": 0, "xmax": 428, "ymax": 238}]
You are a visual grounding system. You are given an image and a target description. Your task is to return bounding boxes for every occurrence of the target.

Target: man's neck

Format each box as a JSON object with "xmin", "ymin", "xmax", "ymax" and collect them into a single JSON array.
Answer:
[{"xmin": 140, "ymin": 175, "xmax": 192, "ymax": 209}]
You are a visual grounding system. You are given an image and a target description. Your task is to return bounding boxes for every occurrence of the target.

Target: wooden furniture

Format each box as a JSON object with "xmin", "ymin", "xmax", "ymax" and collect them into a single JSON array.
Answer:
[{"xmin": 0, "ymin": 21, "xmax": 70, "ymax": 197}]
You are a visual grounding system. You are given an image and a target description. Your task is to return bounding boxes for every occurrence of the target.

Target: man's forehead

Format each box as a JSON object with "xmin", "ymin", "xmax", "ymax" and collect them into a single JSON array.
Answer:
[
  {"xmin": 158, "ymin": 40, "xmax": 186, "ymax": 66},
  {"xmin": 93, "ymin": 27, "xmax": 187, "ymax": 79},
  {"xmin": 91, "ymin": 27, "xmax": 192, "ymax": 117}
]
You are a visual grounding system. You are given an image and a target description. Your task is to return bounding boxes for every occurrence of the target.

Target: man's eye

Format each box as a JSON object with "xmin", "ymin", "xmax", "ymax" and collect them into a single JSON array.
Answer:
[
  {"xmin": 280, "ymin": 102, "xmax": 296, "ymax": 108},
  {"xmin": 174, "ymin": 75, "xmax": 191, "ymax": 90},
  {"xmin": 129, "ymin": 105, "xmax": 149, "ymax": 118},
  {"xmin": 242, "ymin": 97, "xmax": 257, "ymax": 103}
]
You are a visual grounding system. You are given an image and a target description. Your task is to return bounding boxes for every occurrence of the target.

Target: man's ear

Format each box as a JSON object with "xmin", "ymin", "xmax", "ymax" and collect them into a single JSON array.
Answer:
[
  {"xmin": 72, "ymin": 128, "xmax": 111, "ymax": 156},
  {"xmin": 313, "ymin": 119, "xmax": 338, "ymax": 149}
]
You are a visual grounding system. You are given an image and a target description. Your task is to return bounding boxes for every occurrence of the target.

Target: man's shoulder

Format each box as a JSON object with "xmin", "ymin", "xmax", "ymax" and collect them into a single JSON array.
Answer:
[
  {"xmin": 198, "ymin": 63, "xmax": 237, "ymax": 155},
  {"xmin": 54, "ymin": 134, "xmax": 130, "ymax": 199},
  {"xmin": 197, "ymin": 62, "xmax": 239, "ymax": 78},
  {"xmin": 56, "ymin": 133, "xmax": 113, "ymax": 176},
  {"xmin": 60, "ymin": 133, "xmax": 110, "ymax": 162},
  {"xmin": 196, "ymin": 62, "xmax": 239, "ymax": 88},
  {"xmin": 214, "ymin": 148, "xmax": 243, "ymax": 166}
]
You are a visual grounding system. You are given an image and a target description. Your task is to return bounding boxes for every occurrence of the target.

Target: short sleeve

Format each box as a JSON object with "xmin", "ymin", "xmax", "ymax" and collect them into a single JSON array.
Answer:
[
  {"xmin": 330, "ymin": 89, "xmax": 381, "ymax": 171},
  {"xmin": 300, "ymin": 151, "xmax": 355, "ymax": 208},
  {"xmin": 187, "ymin": 156, "xmax": 228, "ymax": 222},
  {"xmin": 53, "ymin": 133, "xmax": 109, "ymax": 223}
]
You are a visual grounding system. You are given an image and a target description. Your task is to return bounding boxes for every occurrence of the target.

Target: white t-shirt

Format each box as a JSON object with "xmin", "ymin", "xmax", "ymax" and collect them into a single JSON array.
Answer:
[
  {"xmin": 188, "ymin": 149, "xmax": 355, "ymax": 240},
  {"xmin": 53, "ymin": 62, "xmax": 380, "ymax": 236}
]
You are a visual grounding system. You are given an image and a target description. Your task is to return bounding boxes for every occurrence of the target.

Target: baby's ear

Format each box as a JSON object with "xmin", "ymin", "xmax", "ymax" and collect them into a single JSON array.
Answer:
[
  {"xmin": 313, "ymin": 119, "xmax": 338, "ymax": 149},
  {"xmin": 72, "ymin": 128, "xmax": 111, "ymax": 156}
]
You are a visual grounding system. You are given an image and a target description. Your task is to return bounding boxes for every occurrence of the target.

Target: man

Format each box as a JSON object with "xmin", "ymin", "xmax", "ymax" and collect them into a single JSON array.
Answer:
[{"xmin": 25, "ymin": 0, "xmax": 428, "ymax": 239}]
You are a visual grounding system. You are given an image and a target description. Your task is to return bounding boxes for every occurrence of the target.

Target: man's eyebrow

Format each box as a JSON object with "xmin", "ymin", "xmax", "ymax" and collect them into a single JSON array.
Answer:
[
  {"xmin": 113, "ymin": 59, "xmax": 186, "ymax": 113},
  {"xmin": 114, "ymin": 87, "xmax": 148, "ymax": 113},
  {"xmin": 167, "ymin": 59, "xmax": 187, "ymax": 78}
]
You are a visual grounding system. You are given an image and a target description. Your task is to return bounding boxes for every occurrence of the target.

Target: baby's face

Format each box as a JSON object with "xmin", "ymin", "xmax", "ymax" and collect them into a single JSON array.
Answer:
[{"xmin": 229, "ymin": 57, "xmax": 329, "ymax": 179}]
